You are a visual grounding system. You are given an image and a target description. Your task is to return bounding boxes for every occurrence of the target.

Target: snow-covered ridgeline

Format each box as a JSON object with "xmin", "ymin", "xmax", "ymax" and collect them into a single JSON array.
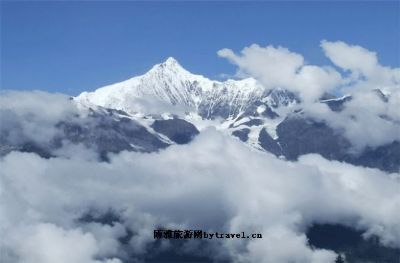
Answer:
[{"xmin": 76, "ymin": 57, "xmax": 295, "ymax": 118}]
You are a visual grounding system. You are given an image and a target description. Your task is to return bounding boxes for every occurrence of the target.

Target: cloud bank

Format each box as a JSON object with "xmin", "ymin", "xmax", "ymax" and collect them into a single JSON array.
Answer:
[{"xmin": 1, "ymin": 127, "xmax": 400, "ymax": 262}]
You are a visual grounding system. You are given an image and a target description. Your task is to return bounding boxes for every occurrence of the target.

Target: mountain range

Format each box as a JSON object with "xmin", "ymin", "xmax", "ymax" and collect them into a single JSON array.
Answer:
[{"xmin": 1, "ymin": 57, "xmax": 399, "ymax": 173}]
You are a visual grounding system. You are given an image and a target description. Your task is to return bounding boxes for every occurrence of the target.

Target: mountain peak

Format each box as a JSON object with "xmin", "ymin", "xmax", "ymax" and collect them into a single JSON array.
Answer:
[
  {"xmin": 156, "ymin": 57, "xmax": 182, "ymax": 70},
  {"xmin": 164, "ymin": 57, "xmax": 179, "ymax": 65},
  {"xmin": 147, "ymin": 56, "xmax": 192, "ymax": 78}
]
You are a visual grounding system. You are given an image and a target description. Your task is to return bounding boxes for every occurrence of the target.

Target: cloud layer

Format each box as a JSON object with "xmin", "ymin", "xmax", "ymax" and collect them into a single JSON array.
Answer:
[{"xmin": 1, "ymin": 126, "xmax": 400, "ymax": 262}]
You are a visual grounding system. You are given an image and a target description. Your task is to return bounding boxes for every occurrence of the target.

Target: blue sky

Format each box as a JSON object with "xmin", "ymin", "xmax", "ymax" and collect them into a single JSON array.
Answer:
[{"xmin": 1, "ymin": 1, "xmax": 399, "ymax": 96}]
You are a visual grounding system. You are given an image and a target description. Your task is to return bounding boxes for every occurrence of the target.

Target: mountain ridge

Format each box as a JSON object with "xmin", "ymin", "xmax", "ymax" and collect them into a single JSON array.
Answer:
[{"xmin": 75, "ymin": 57, "xmax": 297, "ymax": 120}]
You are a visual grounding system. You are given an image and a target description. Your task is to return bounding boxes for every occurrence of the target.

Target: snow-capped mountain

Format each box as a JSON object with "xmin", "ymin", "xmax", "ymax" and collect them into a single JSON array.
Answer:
[{"xmin": 76, "ymin": 57, "xmax": 297, "ymax": 120}]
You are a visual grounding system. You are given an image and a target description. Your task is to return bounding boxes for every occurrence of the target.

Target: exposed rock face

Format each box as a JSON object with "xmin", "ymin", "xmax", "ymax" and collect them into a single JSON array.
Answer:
[
  {"xmin": 232, "ymin": 128, "xmax": 251, "ymax": 142},
  {"xmin": 276, "ymin": 116, "xmax": 351, "ymax": 161},
  {"xmin": 151, "ymin": 119, "xmax": 199, "ymax": 144},
  {"xmin": 276, "ymin": 115, "xmax": 400, "ymax": 173},
  {"xmin": 258, "ymin": 128, "xmax": 282, "ymax": 156}
]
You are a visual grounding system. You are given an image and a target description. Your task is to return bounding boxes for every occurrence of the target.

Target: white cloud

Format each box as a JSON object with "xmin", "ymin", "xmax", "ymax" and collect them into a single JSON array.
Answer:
[
  {"xmin": 0, "ymin": 90, "xmax": 83, "ymax": 145},
  {"xmin": 321, "ymin": 40, "xmax": 379, "ymax": 76},
  {"xmin": 1, "ymin": 129, "xmax": 399, "ymax": 262},
  {"xmin": 12, "ymin": 223, "xmax": 121, "ymax": 263},
  {"xmin": 321, "ymin": 40, "xmax": 400, "ymax": 93},
  {"xmin": 218, "ymin": 44, "xmax": 342, "ymax": 102},
  {"xmin": 218, "ymin": 45, "xmax": 304, "ymax": 89},
  {"xmin": 238, "ymin": 226, "xmax": 336, "ymax": 263},
  {"xmin": 0, "ymin": 91, "xmax": 75, "ymax": 122},
  {"xmin": 303, "ymin": 88, "xmax": 400, "ymax": 150}
]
